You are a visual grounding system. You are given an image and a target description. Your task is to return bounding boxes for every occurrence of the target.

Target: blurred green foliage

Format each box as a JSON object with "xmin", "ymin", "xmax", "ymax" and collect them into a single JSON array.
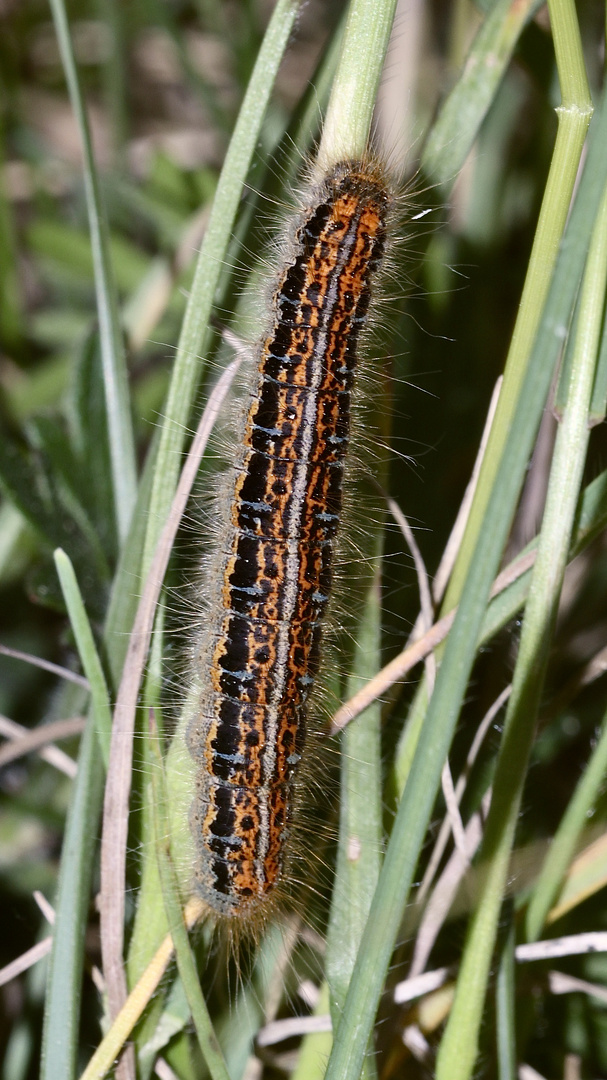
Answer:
[{"xmin": 2, "ymin": 1, "xmax": 607, "ymax": 1079}]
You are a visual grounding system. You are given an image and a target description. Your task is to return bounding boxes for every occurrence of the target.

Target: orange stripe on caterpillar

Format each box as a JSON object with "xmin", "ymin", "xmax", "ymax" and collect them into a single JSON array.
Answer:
[{"xmin": 187, "ymin": 160, "xmax": 392, "ymax": 918}]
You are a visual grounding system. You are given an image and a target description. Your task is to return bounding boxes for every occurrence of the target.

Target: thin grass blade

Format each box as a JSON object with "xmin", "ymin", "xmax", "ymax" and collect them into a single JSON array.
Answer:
[
  {"xmin": 54, "ymin": 548, "xmax": 112, "ymax": 767},
  {"xmin": 141, "ymin": 0, "xmax": 301, "ymax": 577},
  {"xmin": 47, "ymin": 0, "xmax": 137, "ymax": 544}
]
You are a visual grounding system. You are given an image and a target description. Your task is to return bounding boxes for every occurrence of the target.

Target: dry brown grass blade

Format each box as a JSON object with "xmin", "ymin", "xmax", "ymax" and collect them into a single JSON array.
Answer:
[
  {"xmin": 331, "ymin": 548, "xmax": 535, "ymax": 733},
  {"xmin": 0, "ymin": 715, "xmax": 86, "ymax": 768},
  {"xmin": 409, "ymin": 800, "xmax": 487, "ymax": 978},
  {"xmin": 388, "ymin": 499, "xmax": 469, "ymax": 860},
  {"xmin": 0, "ymin": 938, "xmax": 53, "ymax": 988},
  {"xmin": 431, "ymin": 375, "xmax": 503, "ymax": 609},
  {"xmin": 414, "ymin": 685, "xmax": 511, "ymax": 907},
  {"xmin": 0, "ymin": 714, "xmax": 77, "ymax": 777},
  {"xmin": 0, "ymin": 642, "xmax": 90, "ymax": 688}
]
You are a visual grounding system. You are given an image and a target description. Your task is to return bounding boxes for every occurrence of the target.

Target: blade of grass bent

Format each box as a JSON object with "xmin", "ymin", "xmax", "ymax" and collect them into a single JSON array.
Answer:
[
  {"xmin": 323, "ymin": 86, "xmax": 607, "ymax": 1080},
  {"xmin": 48, "ymin": 0, "xmax": 137, "ymax": 545},
  {"xmin": 141, "ymin": 0, "xmax": 301, "ymax": 578}
]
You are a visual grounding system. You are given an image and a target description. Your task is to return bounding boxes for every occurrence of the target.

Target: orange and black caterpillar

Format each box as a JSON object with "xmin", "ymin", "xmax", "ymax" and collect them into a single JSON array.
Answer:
[{"xmin": 187, "ymin": 160, "xmax": 391, "ymax": 917}]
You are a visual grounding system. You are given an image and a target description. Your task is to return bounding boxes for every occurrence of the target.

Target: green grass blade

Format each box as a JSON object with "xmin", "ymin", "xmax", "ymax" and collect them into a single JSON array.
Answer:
[
  {"xmin": 98, "ymin": 0, "xmax": 129, "ymax": 164},
  {"xmin": 496, "ymin": 920, "xmax": 517, "ymax": 1080},
  {"xmin": 213, "ymin": 921, "xmax": 297, "ymax": 1080},
  {"xmin": 126, "ymin": 359, "xmax": 240, "ymax": 995},
  {"xmin": 421, "ymin": 0, "xmax": 541, "ymax": 187},
  {"xmin": 291, "ymin": 982, "xmax": 333, "ymax": 1080},
  {"xmin": 548, "ymin": 0, "xmax": 592, "ymax": 107},
  {"xmin": 103, "ymin": 433, "xmax": 158, "ymax": 684},
  {"xmin": 47, "ymin": 0, "xmax": 137, "ymax": 545},
  {"xmin": 440, "ymin": 0, "xmax": 592, "ymax": 613},
  {"xmin": 588, "ymin": 310, "xmax": 607, "ymax": 425},
  {"xmin": 316, "ymin": 0, "xmax": 399, "ymax": 170},
  {"xmin": 141, "ymin": 0, "xmax": 301, "ymax": 577},
  {"xmin": 39, "ymin": 414, "xmax": 159, "ymax": 1080},
  {"xmin": 326, "ymin": 570, "xmax": 383, "ymax": 1079},
  {"xmin": 526, "ymin": 699, "xmax": 607, "ymax": 942},
  {"xmin": 394, "ymin": 458, "xmax": 607, "ymax": 799},
  {"xmin": 53, "ymin": 548, "xmax": 112, "ymax": 768},
  {"xmin": 39, "ymin": 713, "xmax": 104, "ymax": 1080}
]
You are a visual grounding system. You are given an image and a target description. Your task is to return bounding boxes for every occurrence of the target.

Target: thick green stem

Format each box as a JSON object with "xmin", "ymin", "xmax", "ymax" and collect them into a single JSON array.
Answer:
[{"xmin": 316, "ymin": 0, "xmax": 399, "ymax": 172}]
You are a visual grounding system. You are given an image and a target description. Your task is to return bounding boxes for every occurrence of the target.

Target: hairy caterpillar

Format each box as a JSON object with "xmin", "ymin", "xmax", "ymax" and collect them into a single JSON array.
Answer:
[{"xmin": 186, "ymin": 159, "xmax": 392, "ymax": 919}]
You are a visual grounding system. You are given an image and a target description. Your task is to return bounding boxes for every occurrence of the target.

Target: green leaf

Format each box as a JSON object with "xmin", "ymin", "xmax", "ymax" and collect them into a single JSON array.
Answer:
[
  {"xmin": 54, "ymin": 548, "xmax": 112, "ymax": 767},
  {"xmin": 39, "ymin": 713, "xmax": 104, "ymax": 1080},
  {"xmin": 141, "ymin": 0, "xmax": 303, "ymax": 577},
  {"xmin": 48, "ymin": 0, "xmax": 138, "ymax": 545},
  {"xmin": 68, "ymin": 330, "xmax": 118, "ymax": 564},
  {"xmin": 422, "ymin": 0, "xmax": 543, "ymax": 187}
]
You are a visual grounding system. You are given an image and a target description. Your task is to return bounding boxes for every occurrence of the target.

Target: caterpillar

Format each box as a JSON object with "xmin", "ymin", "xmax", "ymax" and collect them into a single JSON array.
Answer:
[{"xmin": 186, "ymin": 158, "xmax": 392, "ymax": 919}]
